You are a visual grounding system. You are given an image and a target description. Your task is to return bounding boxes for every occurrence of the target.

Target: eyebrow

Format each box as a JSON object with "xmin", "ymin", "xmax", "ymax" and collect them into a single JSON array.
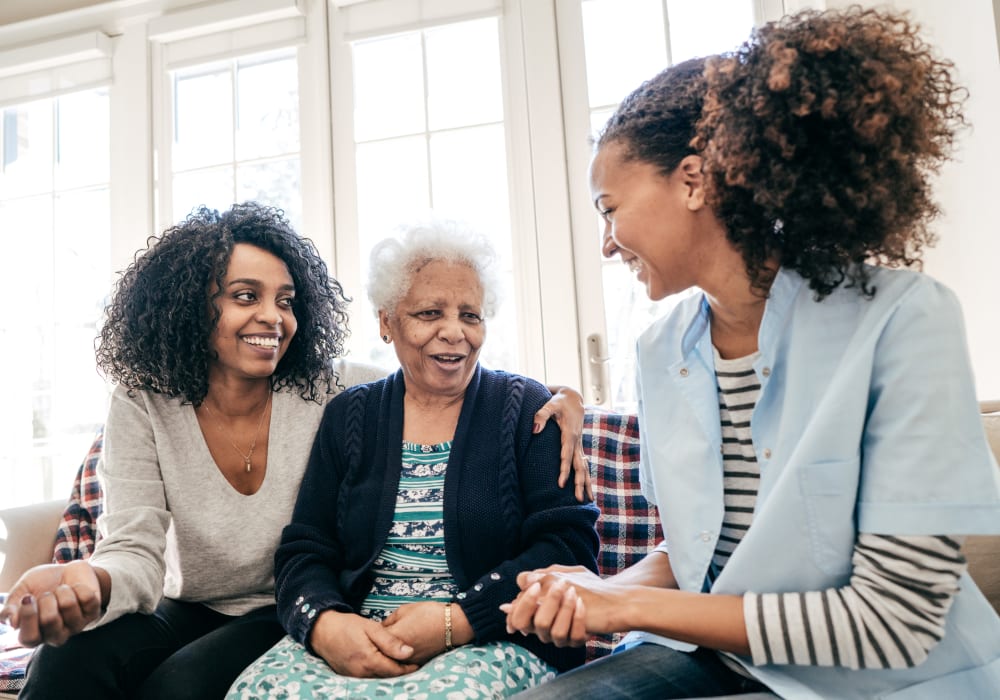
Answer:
[{"xmin": 226, "ymin": 278, "xmax": 296, "ymax": 292}]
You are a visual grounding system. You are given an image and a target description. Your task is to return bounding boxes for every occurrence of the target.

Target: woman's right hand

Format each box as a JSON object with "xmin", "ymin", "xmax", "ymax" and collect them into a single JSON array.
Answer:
[
  {"xmin": 0, "ymin": 560, "xmax": 103, "ymax": 647},
  {"xmin": 309, "ymin": 609, "xmax": 418, "ymax": 678}
]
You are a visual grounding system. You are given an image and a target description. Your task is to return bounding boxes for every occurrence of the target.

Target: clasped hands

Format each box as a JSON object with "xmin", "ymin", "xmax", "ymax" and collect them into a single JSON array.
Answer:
[
  {"xmin": 0, "ymin": 561, "xmax": 103, "ymax": 647},
  {"xmin": 500, "ymin": 565, "xmax": 625, "ymax": 647},
  {"xmin": 311, "ymin": 600, "xmax": 470, "ymax": 678}
]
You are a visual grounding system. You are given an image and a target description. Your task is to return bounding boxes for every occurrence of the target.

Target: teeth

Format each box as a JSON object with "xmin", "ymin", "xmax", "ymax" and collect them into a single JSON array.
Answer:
[{"xmin": 244, "ymin": 336, "xmax": 279, "ymax": 348}]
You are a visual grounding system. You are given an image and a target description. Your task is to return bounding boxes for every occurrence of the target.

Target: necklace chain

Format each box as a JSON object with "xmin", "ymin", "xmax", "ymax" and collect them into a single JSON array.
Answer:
[{"xmin": 200, "ymin": 392, "xmax": 273, "ymax": 472}]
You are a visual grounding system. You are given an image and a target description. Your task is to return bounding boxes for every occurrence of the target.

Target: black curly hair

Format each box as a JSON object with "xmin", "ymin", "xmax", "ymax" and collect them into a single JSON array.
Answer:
[
  {"xmin": 96, "ymin": 202, "xmax": 350, "ymax": 403},
  {"xmin": 597, "ymin": 6, "xmax": 966, "ymax": 299}
]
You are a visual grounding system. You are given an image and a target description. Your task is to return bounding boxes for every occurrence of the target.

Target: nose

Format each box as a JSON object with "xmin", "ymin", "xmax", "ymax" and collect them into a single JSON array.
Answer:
[
  {"xmin": 256, "ymin": 302, "xmax": 283, "ymax": 326},
  {"xmin": 601, "ymin": 222, "xmax": 618, "ymax": 259},
  {"xmin": 437, "ymin": 315, "xmax": 465, "ymax": 343}
]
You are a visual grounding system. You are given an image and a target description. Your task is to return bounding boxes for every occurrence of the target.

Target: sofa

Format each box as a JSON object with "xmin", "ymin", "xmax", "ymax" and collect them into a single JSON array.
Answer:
[{"xmin": 1, "ymin": 406, "xmax": 998, "ymax": 696}]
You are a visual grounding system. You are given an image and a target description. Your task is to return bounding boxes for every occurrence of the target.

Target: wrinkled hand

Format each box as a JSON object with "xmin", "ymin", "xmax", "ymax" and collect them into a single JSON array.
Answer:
[
  {"xmin": 536, "ymin": 386, "xmax": 593, "ymax": 502},
  {"xmin": 309, "ymin": 610, "xmax": 417, "ymax": 678},
  {"xmin": 381, "ymin": 602, "xmax": 450, "ymax": 664},
  {"xmin": 0, "ymin": 561, "xmax": 102, "ymax": 647},
  {"xmin": 501, "ymin": 565, "xmax": 617, "ymax": 647}
]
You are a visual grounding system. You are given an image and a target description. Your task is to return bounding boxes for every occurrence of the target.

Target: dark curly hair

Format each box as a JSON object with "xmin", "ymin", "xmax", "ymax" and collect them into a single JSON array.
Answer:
[
  {"xmin": 96, "ymin": 202, "xmax": 350, "ymax": 403},
  {"xmin": 596, "ymin": 56, "xmax": 709, "ymax": 177},
  {"xmin": 700, "ymin": 6, "xmax": 966, "ymax": 297},
  {"xmin": 598, "ymin": 7, "xmax": 966, "ymax": 299}
]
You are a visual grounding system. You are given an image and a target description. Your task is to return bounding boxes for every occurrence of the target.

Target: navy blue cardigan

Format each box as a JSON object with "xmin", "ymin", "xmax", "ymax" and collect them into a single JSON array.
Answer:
[{"xmin": 275, "ymin": 366, "xmax": 600, "ymax": 671}]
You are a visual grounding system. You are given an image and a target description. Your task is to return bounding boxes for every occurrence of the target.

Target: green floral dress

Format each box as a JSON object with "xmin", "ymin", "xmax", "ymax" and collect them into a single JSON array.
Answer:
[{"xmin": 226, "ymin": 442, "xmax": 556, "ymax": 699}]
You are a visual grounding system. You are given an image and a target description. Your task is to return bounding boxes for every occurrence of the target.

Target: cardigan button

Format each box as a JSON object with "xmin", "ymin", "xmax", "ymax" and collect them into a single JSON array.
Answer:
[
  {"xmin": 490, "ymin": 572, "xmax": 501, "ymax": 580},
  {"xmin": 679, "ymin": 368, "xmax": 689, "ymax": 377},
  {"xmin": 473, "ymin": 583, "xmax": 484, "ymax": 591},
  {"xmin": 762, "ymin": 367, "xmax": 771, "ymax": 377},
  {"xmin": 456, "ymin": 592, "xmax": 467, "ymax": 600},
  {"xmin": 763, "ymin": 448, "xmax": 772, "ymax": 459},
  {"xmin": 307, "ymin": 609, "xmax": 316, "ymax": 619},
  {"xmin": 295, "ymin": 596, "xmax": 304, "ymax": 606},
  {"xmin": 301, "ymin": 603, "xmax": 310, "ymax": 613},
  {"xmin": 700, "ymin": 531, "xmax": 712, "ymax": 542}
]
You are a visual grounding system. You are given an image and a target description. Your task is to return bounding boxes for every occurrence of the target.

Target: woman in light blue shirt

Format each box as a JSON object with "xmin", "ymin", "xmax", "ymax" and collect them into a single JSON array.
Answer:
[{"xmin": 505, "ymin": 7, "xmax": 1000, "ymax": 699}]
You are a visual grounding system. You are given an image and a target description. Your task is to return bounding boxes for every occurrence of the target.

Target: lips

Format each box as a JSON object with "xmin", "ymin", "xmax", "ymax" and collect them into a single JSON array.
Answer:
[
  {"xmin": 430, "ymin": 353, "xmax": 465, "ymax": 364},
  {"xmin": 242, "ymin": 335, "xmax": 280, "ymax": 349}
]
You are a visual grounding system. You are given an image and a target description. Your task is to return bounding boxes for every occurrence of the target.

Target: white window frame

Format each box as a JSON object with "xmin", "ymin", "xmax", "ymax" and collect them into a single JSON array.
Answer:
[{"xmin": 327, "ymin": 0, "xmax": 582, "ymax": 385}]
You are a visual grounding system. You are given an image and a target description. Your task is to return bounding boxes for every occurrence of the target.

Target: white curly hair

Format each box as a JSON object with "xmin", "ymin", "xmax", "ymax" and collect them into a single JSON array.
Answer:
[{"xmin": 366, "ymin": 216, "xmax": 501, "ymax": 318}]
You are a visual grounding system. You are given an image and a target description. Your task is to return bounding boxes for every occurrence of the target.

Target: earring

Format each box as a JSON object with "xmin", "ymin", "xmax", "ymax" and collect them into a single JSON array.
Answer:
[{"xmin": 382, "ymin": 335, "xmax": 390, "ymax": 343}]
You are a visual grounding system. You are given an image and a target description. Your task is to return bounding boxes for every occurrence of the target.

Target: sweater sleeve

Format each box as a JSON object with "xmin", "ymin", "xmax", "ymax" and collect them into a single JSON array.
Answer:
[
  {"xmin": 454, "ymin": 376, "xmax": 601, "ymax": 652},
  {"xmin": 744, "ymin": 533, "xmax": 965, "ymax": 669},
  {"xmin": 273, "ymin": 387, "xmax": 363, "ymax": 649},
  {"xmin": 87, "ymin": 387, "xmax": 172, "ymax": 625}
]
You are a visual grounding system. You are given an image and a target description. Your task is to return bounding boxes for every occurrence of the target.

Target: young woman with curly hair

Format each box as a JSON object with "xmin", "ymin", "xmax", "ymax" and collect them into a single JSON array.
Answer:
[
  {"xmin": 0, "ymin": 202, "xmax": 589, "ymax": 699},
  {"xmin": 506, "ymin": 8, "xmax": 999, "ymax": 699}
]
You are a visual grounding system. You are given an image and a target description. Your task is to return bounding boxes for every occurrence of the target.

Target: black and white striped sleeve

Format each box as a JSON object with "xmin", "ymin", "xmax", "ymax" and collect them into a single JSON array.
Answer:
[{"xmin": 744, "ymin": 534, "xmax": 966, "ymax": 669}]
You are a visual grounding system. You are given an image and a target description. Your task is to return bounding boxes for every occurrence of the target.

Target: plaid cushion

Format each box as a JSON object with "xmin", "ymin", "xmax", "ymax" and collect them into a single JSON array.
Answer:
[
  {"xmin": 52, "ymin": 427, "xmax": 104, "ymax": 564},
  {"xmin": 584, "ymin": 409, "xmax": 662, "ymax": 660}
]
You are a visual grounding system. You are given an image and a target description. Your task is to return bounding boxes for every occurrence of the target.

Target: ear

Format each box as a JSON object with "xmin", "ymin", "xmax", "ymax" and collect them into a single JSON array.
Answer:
[
  {"xmin": 678, "ymin": 155, "xmax": 707, "ymax": 211},
  {"xmin": 378, "ymin": 309, "xmax": 391, "ymax": 338}
]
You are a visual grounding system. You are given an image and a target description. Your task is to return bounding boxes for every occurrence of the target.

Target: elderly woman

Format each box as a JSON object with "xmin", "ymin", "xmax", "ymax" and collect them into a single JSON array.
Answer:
[{"xmin": 227, "ymin": 220, "xmax": 600, "ymax": 698}]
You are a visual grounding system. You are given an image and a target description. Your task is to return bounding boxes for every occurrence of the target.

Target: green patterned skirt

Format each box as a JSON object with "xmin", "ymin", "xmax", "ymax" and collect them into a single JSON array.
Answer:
[{"xmin": 226, "ymin": 635, "xmax": 556, "ymax": 699}]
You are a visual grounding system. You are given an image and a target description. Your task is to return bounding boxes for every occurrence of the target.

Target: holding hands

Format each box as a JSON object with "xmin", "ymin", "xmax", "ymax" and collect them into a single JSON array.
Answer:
[
  {"xmin": 0, "ymin": 561, "xmax": 104, "ymax": 647},
  {"xmin": 501, "ymin": 565, "xmax": 629, "ymax": 648}
]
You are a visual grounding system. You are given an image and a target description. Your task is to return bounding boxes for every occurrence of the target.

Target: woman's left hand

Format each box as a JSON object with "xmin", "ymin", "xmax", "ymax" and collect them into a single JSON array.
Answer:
[
  {"xmin": 538, "ymin": 386, "xmax": 592, "ymax": 502},
  {"xmin": 382, "ymin": 601, "xmax": 473, "ymax": 664}
]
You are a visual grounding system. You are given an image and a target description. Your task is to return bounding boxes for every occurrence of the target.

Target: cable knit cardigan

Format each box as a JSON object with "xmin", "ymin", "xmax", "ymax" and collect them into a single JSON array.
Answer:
[{"xmin": 274, "ymin": 366, "xmax": 600, "ymax": 671}]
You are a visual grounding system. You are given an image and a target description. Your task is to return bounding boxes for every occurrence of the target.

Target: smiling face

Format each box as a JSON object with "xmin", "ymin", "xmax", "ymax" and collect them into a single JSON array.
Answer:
[
  {"xmin": 590, "ymin": 140, "xmax": 714, "ymax": 301},
  {"xmin": 380, "ymin": 259, "xmax": 485, "ymax": 403},
  {"xmin": 208, "ymin": 243, "xmax": 298, "ymax": 384}
]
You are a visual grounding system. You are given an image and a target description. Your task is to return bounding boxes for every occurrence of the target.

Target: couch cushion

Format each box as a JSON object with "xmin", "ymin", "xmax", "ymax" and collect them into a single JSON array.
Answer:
[{"xmin": 583, "ymin": 409, "xmax": 662, "ymax": 659}]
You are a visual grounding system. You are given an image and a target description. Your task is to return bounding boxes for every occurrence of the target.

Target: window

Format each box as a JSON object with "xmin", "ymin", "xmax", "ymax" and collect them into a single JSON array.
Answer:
[
  {"xmin": 168, "ymin": 49, "xmax": 302, "ymax": 229},
  {"xmin": 331, "ymin": 4, "xmax": 533, "ymax": 375},
  {"xmin": 566, "ymin": 0, "xmax": 757, "ymax": 412},
  {"xmin": 0, "ymin": 88, "xmax": 111, "ymax": 509}
]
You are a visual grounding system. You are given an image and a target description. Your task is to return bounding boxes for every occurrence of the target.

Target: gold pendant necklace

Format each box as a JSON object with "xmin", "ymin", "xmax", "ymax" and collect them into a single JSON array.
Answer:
[{"xmin": 200, "ymin": 391, "xmax": 273, "ymax": 472}]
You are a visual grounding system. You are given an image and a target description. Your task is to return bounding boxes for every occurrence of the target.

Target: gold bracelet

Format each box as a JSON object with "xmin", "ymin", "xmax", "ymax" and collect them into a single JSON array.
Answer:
[{"xmin": 444, "ymin": 601, "xmax": 454, "ymax": 650}]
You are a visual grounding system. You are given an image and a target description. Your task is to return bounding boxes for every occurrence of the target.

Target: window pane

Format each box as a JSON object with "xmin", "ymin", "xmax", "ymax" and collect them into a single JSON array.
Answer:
[
  {"xmin": 172, "ymin": 167, "xmax": 236, "ymax": 223},
  {"xmin": 352, "ymin": 34, "xmax": 425, "ymax": 141},
  {"xmin": 236, "ymin": 157, "xmax": 302, "ymax": 232},
  {"xmin": 173, "ymin": 67, "xmax": 234, "ymax": 171},
  {"xmin": 666, "ymin": 0, "xmax": 754, "ymax": 63},
  {"xmin": 355, "ymin": 136, "xmax": 430, "ymax": 243},
  {"xmin": 429, "ymin": 124, "xmax": 510, "ymax": 242},
  {"xmin": 55, "ymin": 89, "xmax": 111, "ymax": 189},
  {"xmin": 236, "ymin": 52, "xmax": 300, "ymax": 160},
  {"xmin": 0, "ymin": 101, "xmax": 54, "ymax": 198},
  {"xmin": 425, "ymin": 18, "xmax": 503, "ymax": 131},
  {"xmin": 582, "ymin": 0, "xmax": 667, "ymax": 108}
]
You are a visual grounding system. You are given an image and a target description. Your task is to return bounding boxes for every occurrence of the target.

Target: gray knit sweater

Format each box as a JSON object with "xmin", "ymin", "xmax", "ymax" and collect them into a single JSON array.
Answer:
[{"xmin": 89, "ymin": 361, "xmax": 386, "ymax": 625}]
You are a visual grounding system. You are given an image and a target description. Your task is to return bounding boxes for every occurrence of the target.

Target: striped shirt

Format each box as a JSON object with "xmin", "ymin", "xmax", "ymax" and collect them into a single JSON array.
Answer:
[
  {"xmin": 713, "ymin": 351, "xmax": 966, "ymax": 670},
  {"xmin": 359, "ymin": 441, "xmax": 458, "ymax": 619}
]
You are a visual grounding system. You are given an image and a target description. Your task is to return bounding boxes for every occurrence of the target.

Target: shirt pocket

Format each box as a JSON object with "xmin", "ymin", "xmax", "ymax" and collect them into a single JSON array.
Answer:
[{"xmin": 798, "ymin": 457, "xmax": 861, "ymax": 577}]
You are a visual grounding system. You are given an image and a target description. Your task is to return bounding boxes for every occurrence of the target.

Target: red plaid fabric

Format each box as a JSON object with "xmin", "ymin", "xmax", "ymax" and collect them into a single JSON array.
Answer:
[
  {"xmin": 584, "ymin": 409, "xmax": 662, "ymax": 661},
  {"xmin": 52, "ymin": 427, "xmax": 104, "ymax": 564}
]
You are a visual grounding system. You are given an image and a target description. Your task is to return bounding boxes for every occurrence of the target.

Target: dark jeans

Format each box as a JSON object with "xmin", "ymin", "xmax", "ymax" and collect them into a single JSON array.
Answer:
[
  {"xmin": 19, "ymin": 599, "xmax": 284, "ymax": 700},
  {"xmin": 514, "ymin": 643, "xmax": 776, "ymax": 700}
]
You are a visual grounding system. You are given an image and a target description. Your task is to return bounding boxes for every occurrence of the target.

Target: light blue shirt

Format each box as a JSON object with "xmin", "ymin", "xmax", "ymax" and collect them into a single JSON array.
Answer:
[{"xmin": 630, "ymin": 266, "xmax": 1000, "ymax": 699}]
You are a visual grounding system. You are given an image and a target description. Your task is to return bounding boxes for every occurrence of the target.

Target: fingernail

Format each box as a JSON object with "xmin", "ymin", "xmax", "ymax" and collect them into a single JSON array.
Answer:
[
  {"xmin": 21, "ymin": 595, "xmax": 33, "ymax": 606},
  {"xmin": 401, "ymin": 644, "xmax": 413, "ymax": 655},
  {"xmin": 533, "ymin": 422, "xmax": 542, "ymax": 433},
  {"xmin": 528, "ymin": 582, "xmax": 541, "ymax": 594}
]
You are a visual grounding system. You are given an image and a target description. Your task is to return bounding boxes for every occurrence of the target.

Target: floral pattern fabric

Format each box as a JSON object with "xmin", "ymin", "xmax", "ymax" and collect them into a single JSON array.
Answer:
[{"xmin": 227, "ymin": 636, "xmax": 554, "ymax": 699}]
